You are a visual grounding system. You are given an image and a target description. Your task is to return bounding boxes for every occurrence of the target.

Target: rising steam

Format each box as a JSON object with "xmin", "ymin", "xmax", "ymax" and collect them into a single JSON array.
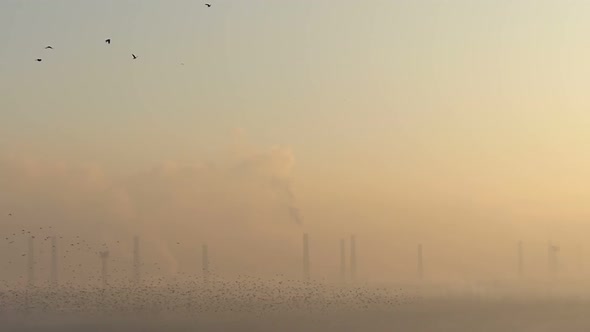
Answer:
[{"xmin": 0, "ymin": 142, "xmax": 303, "ymax": 280}]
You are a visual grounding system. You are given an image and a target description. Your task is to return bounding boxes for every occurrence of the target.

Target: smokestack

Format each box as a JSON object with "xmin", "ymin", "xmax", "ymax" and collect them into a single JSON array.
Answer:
[
  {"xmin": 27, "ymin": 236, "xmax": 35, "ymax": 288},
  {"xmin": 340, "ymin": 239, "xmax": 346, "ymax": 283},
  {"xmin": 547, "ymin": 243, "xmax": 551, "ymax": 276},
  {"xmin": 50, "ymin": 236, "xmax": 58, "ymax": 287},
  {"xmin": 417, "ymin": 244, "xmax": 424, "ymax": 281},
  {"xmin": 303, "ymin": 233, "xmax": 310, "ymax": 281},
  {"xmin": 350, "ymin": 235, "xmax": 357, "ymax": 283},
  {"xmin": 100, "ymin": 251, "xmax": 110, "ymax": 288},
  {"xmin": 202, "ymin": 244, "xmax": 210, "ymax": 284},
  {"xmin": 548, "ymin": 242, "xmax": 559, "ymax": 279},
  {"xmin": 576, "ymin": 245, "xmax": 583, "ymax": 274},
  {"xmin": 517, "ymin": 241, "xmax": 524, "ymax": 278},
  {"xmin": 133, "ymin": 236, "xmax": 140, "ymax": 285}
]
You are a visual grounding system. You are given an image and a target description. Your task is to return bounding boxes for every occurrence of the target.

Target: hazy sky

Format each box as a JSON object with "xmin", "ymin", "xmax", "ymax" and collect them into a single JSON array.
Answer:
[{"xmin": 2, "ymin": 1, "xmax": 590, "ymax": 284}]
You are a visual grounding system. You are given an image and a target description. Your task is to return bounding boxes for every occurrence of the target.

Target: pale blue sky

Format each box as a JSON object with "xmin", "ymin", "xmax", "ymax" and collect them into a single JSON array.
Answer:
[{"xmin": 2, "ymin": 0, "xmax": 590, "ymax": 190}]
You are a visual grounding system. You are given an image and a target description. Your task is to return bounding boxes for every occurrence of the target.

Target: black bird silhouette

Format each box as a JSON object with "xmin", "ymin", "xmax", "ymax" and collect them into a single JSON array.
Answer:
[
  {"xmin": 105, "ymin": 39, "xmax": 111, "ymax": 44},
  {"xmin": 205, "ymin": 3, "xmax": 212, "ymax": 7},
  {"xmin": 36, "ymin": 59, "xmax": 42, "ymax": 62},
  {"xmin": 7, "ymin": 213, "xmax": 11, "ymax": 216},
  {"xmin": 132, "ymin": 54, "xmax": 137, "ymax": 60},
  {"xmin": 45, "ymin": 46, "xmax": 53, "ymax": 49}
]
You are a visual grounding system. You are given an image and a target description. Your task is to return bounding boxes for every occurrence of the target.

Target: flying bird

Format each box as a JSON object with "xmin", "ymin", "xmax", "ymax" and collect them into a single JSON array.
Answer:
[
  {"xmin": 205, "ymin": 3, "xmax": 212, "ymax": 7},
  {"xmin": 105, "ymin": 39, "xmax": 111, "ymax": 44},
  {"xmin": 7, "ymin": 213, "xmax": 12, "ymax": 217},
  {"xmin": 132, "ymin": 54, "xmax": 137, "ymax": 60},
  {"xmin": 36, "ymin": 59, "xmax": 42, "ymax": 62},
  {"xmin": 45, "ymin": 46, "xmax": 53, "ymax": 49}
]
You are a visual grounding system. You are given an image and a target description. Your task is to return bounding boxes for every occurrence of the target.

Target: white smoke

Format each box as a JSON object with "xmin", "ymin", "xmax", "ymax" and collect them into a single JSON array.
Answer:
[{"xmin": 0, "ymin": 142, "xmax": 303, "ymax": 280}]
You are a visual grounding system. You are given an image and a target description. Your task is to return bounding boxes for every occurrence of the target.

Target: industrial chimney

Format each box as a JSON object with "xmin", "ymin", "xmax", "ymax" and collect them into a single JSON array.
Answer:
[
  {"xmin": 340, "ymin": 239, "xmax": 346, "ymax": 283},
  {"xmin": 517, "ymin": 241, "xmax": 524, "ymax": 278},
  {"xmin": 100, "ymin": 251, "xmax": 110, "ymax": 287},
  {"xmin": 133, "ymin": 236, "xmax": 140, "ymax": 285},
  {"xmin": 51, "ymin": 236, "xmax": 58, "ymax": 287},
  {"xmin": 350, "ymin": 235, "xmax": 357, "ymax": 283},
  {"xmin": 202, "ymin": 244, "xmax": 210, "ymax": 284},
  {"xmin": 27, "ymin": 236, "xmax": 35, "ymax": 288},
  {"xmin": 548, "ymin": 242, "xmax": 560, "ymax": 279},
  {"xmin": 417, "ymin": 244, "xmax": 424, "ymax": 281},
  {"xmin": 303, "ymin": 233, "xmax": 310, "ymax": 281}
]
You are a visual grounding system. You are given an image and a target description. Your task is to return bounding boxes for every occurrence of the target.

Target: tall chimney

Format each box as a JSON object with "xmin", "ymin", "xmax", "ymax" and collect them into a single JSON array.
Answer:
[
  {"xmin": 340, "ymin": 239, "xmax": 346, "ymax": 283},
  {"xmin": 27, "ymin": 236, "xmax": 35, "ymax": 288},
  {"xmin": 51, "ymin": 236, "xmax": 58, "ymax": 286},
  {"xmin": 547, "ymin": 242, "xmax": 559, "ymax": 279},
  {"xmin": 202, "ymin": 244, "xmax": 210, "ymax": 284},
  {"xmin": 133, "ymin": 236, "xmax": 140, "ymax": 285},
  {"xmin": 303, "ymin": 233, "xmax": 310, "ymax": 281},
  {"xmin": 517, "ymin": 241, "xmax": 524, "ymax": 278},
  {"xmin": 100, "ymin": 251, "xmax": 110, "ymax": 287},
  {"xmin": 576, "ymin": 245, "xmax": 582, "ymax": 274},
  {"xmin": 417, "ymin": 244, "xmax": 424, "ymax": 281},
  {"xmin": 547, "ymin": 243, "xmax": 552, "ymax": 276},
  {"xmin": 350, "ymin": 235, "xmax": 357, "ymax": 282}
]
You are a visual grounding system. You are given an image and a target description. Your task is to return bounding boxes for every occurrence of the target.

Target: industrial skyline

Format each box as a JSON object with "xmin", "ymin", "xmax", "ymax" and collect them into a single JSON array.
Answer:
[{"xmin": 8, "ymin": 231, "xmax": 583, "ymax": 291}]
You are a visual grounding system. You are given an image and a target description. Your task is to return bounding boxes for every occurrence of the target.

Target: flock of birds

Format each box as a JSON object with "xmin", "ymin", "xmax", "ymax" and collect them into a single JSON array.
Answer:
[
  {"xmin": 0, "ymin": 276, "xmax": 417, "ymax": 319},
  {"xmin": 0, "ymin": 219, "xmax": 418, "ymax": 320},
  {"xmin": 33, "ymin": 2, "xmax": 214, "ymax": 63}
]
